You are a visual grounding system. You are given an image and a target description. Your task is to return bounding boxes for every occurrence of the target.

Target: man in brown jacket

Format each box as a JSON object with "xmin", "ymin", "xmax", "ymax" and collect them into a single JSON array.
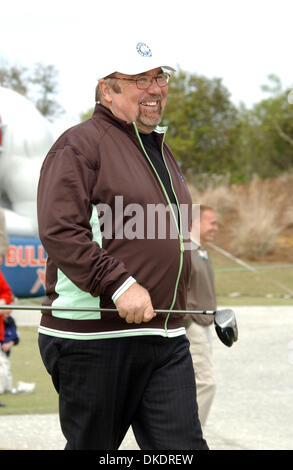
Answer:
[
  {"xmin": 184, "ymin": 205, "xmax": 218, "ymax": 427},
  {"xmin": 37, "ymin": 40, "xmax": 208, "ymax": 451}
]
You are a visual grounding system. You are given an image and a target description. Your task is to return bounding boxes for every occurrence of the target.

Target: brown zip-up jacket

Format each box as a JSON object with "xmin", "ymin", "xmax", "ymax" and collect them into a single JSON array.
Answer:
[{"xmin": 37, "ymin": 104, "xmax": 192, "ymax": 340}]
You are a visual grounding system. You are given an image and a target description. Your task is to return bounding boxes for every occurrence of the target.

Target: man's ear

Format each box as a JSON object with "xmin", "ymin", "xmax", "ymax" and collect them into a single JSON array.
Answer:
[{"xmin": 98, "ymin": 79, "xmax": 112, "ymax": 104}]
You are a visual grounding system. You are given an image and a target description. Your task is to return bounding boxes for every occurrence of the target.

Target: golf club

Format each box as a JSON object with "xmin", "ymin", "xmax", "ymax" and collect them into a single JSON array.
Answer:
[
  {"xmin": 0, "ymin": 305, "xmax": 238, "ymax": 347},
  {"xmin": 213, "ymin": 308, "xmax": 238, "ymax": 347}
]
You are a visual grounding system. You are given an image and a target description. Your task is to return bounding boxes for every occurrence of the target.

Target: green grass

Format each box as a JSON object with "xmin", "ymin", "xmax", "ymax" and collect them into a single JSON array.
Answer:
[
  {"xmin": 217, "ymin": 295, "xmax": 293, "ymax": 306},
  {"xmin": 210, "ymin": 250, "xmax": 293, "ymax": 304},
  {"xmin": 1, "ymin": 251, "xmax": 292, "ymax": 416},
  {"xmin": 0, "ymin": 327, "xmax": 58, "ymax": 415}
]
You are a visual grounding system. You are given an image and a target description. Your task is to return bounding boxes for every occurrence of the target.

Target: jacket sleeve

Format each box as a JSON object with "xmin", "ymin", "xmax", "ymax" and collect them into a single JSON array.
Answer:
[
  {"xmin": 4, "ymin": 317, "xmax": 19, "ymax": 346},
  {"xmin": 37, "ymin": 145, "xmax": 131, "ymax": 299},
  {"xmin": 0, "ymin": 272, "xmax": 13, "ymax": 304}
]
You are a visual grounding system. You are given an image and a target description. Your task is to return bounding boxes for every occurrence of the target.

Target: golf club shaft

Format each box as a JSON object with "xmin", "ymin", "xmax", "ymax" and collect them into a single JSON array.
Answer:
[
  {"xmin": 0, "ymin": 304, "xmax": 237, "ymax": 347},
  {"xmin": 0, "ymin": 304, "xmax": 216, "ymax": 315}
]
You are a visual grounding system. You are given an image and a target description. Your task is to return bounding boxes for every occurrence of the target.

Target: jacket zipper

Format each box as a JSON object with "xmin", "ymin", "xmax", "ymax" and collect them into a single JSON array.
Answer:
[{"xmin": 133, "ymin": 123, "xmax": 185, "ymax": 337}]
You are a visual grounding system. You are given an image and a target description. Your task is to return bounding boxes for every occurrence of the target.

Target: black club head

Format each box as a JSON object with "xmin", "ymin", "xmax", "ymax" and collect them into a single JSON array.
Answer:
[{"xmin": 214, "ymin": 309, "xmax": 238, "ymax": 347}]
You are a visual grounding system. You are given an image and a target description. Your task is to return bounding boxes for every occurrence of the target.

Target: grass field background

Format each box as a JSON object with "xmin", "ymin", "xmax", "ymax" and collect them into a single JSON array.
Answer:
[
  {"xmin": 1, "ymin": 326, "xmax": 58, "ymax": 415},
  {"xmin": 1, "ymin": 248, "xmax": 292, "ymax": 416},
  {"xmin": 210, "ymin": 249, "xmax": 293, "ymax": 305}
]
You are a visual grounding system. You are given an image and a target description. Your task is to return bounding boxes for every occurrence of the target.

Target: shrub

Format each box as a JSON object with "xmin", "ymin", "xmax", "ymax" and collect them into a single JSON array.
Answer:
[{"xmin": 188, "ymin": 174, "xmax": 290, "ymax": 259}]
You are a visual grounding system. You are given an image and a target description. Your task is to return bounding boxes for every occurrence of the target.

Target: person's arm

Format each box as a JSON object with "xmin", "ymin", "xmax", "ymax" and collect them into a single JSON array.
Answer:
[
  {"xmin": 4, "ymin": 316, "xmax": 19, "ymax": 346},
  {"xmin": 37, "ymin": 145, "xmax": 155, "ymax": 323},
  {"xmin": 0, "ymin": 273, "xmax": 13, "ymax": 304}
]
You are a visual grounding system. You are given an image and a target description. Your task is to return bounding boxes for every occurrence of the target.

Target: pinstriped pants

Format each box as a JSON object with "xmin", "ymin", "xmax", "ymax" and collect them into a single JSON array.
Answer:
[{"xmin": 38, "ymin": 333, "xmax": 208, "ymax": 450}]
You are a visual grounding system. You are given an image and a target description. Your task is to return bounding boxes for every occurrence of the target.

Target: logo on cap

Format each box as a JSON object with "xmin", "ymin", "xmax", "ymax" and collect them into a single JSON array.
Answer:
[{"xmin": 136, "ymin": 42, "xmax": 152, "ymax": 58}]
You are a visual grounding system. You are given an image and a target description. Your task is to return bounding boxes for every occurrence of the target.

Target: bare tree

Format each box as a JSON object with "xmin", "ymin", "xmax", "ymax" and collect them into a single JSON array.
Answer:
[{"xmin": 0, "ymin": 60, "xmax": 64, "ymax": 121}]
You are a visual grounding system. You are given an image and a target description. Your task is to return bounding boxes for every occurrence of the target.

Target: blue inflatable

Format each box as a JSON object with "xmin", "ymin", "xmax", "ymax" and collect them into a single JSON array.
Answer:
[{"xmin": 1, "ymin": 236, "xmax": 47, "ymax": 298}]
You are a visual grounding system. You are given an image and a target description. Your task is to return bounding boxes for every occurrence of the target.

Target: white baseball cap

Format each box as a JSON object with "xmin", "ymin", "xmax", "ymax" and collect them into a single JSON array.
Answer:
[{"xmin": 97, "ymin": 40, "xmax": 176, "ymax": 79}]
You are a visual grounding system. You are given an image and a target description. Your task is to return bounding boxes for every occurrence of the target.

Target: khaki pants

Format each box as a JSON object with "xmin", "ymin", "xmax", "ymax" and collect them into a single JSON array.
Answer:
[
  {"xmin": 185, "ymin": 319, "xmax": 216, "ymax": 426},
  {"xmin": 0, "ymin": 349, "xmax": 12, "ymax": 394}
]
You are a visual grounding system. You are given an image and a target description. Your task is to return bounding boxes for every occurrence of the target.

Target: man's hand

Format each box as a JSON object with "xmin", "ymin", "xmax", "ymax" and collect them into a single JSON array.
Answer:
[{"xmin": 115, "ymin": 283, "xmax": 156, "ymax": 324}]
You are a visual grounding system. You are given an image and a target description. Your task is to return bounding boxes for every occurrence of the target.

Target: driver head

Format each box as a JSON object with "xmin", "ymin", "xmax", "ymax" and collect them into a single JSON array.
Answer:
[{"xmin": 214, "ymin": 309, "xmax": 238, "ymax": 347}]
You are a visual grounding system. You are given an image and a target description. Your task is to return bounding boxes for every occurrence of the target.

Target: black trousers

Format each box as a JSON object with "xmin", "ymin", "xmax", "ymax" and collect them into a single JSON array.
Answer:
[{"xmin": 38, "ymin": 333, "xmax": 208, "ymax": 450}]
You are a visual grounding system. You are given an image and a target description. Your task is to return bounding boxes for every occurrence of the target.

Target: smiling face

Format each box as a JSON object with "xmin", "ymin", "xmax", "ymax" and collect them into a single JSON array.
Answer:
[
  {"xmin": 199, "ymin": 210, "xmax": 218, "ymax": 244},
  {"xmin": 99, "ymin": 67, "xmax": 168, "ymax": 134},
  {"xmin": 190, "ymin": 209, "xmax": 218, "ymax": 245}
]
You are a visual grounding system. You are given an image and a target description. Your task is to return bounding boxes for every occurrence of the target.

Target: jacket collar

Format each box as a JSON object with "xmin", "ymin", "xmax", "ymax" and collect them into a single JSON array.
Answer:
[
  {"xmin": 92, "ymin": 103, "xmax": 168, "ymax": 141},
  {"xmin": 190, "ymin": 237, "xmax": 209, "ymax": 259}
]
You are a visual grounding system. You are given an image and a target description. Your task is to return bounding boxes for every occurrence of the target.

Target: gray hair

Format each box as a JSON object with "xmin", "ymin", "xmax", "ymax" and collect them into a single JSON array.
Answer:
[{"xmin": 95, "ymin": 75, "xmax": 122, "ymax": 103}]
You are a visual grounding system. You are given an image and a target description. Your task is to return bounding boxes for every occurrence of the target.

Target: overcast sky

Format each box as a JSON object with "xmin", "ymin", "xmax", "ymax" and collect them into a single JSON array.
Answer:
[{"xmin": 1, "ymin": 0, "xmax": 292, "ymax": 134}]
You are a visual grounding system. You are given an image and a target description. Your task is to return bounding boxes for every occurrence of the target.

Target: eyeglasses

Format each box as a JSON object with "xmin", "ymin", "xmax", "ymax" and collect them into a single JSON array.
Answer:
[{"xmin": 113, "ymin": 72, "xmax": 170, "ymax": 90}]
